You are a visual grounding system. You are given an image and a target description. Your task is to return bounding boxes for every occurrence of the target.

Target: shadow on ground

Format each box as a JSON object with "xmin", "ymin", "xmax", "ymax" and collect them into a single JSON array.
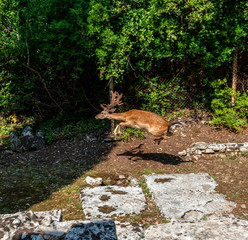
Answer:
[
  {"xmin": 117, "ymin": 144, "xmax": 188, "ymax": 165},
  {"xmin": 0, "ymin": 139, "xmax": 114, "ymax": 214}
]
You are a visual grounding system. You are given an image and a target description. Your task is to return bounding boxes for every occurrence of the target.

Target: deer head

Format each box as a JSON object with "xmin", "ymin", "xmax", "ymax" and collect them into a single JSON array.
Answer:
[{"xmin": 95, "ymin": 91, "xmax": 123, "ymax": 119}]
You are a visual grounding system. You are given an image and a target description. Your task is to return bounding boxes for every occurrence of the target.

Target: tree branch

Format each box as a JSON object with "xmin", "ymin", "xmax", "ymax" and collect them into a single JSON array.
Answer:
[{"xmin": 26, "ymin": 65, "xmax": 64, "ymax": 112}]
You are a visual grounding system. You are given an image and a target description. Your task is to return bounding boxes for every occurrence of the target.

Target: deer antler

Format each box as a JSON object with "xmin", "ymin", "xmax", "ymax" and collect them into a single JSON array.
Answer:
[
  {"xmin": 100, "ymin": 91, "xmax": 123, "ymax": 113},
  {"xmin": 109, "ymin": 91, "xmax": 123, "ymax": 108}
]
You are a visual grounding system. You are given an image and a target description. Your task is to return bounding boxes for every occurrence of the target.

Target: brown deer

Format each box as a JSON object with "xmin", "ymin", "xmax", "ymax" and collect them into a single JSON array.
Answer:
[{"xmin": 95, "ymin": 91, "xmax": 172, "ymax": 144}]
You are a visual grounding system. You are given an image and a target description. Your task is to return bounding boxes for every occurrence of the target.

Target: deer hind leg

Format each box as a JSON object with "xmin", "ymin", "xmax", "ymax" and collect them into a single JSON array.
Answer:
[
  {"xmin": 153, "ymin": 130, "xmax": 172, "ymax": 145},
  {"xmin": 154, "ymin": 137, "xmax": 164, "ymax": 145}
]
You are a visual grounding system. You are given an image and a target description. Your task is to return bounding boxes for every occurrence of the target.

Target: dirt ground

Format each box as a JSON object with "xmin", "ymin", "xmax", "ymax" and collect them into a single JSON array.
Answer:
[
  {"xmin": 1, "ymin": 119, "xmax": 248, "ymax": 221},
  {"xmin": 94, "ymin": 121, "xmax": 248, "ymax": 220}
]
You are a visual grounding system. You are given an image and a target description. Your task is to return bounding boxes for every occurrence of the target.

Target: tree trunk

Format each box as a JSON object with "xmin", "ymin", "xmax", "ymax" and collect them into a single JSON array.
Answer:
[
  {"xmin": 232, "ymin": 47, "xmax": 238, "ymax": 106},
  {"xmin": 109, "ymin": 77, "xmax": 114, "ymax": 132}
]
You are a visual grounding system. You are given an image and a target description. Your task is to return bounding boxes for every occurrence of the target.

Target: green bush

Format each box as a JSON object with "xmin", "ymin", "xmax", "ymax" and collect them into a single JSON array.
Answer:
[
  {"xmin": 211, "ymin": 79, "xmax": 248, "ymax": 130},
  {"xmin": 137, "ymin": 77, "xmax": 187, "ymax": 115}
]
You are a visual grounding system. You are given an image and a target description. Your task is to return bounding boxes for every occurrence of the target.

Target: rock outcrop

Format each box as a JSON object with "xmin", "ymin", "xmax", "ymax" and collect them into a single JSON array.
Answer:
[{"xmin": 10, "ymin": 126, "xmax": 45, "ymax": 152}]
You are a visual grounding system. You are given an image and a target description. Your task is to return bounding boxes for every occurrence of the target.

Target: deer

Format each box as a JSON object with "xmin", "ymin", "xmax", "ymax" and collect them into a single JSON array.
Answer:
[{"xmin": 95, "ymin": 91, "xmax": 172, "ymax": 144}]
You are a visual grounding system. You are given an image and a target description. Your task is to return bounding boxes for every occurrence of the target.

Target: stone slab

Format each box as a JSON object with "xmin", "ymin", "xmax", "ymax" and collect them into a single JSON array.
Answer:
[
  {"xmin": 0, "ymin": 210, "xmax": 62, "ymax": 240},
  {"xmin": 145, "ymin": 173, "xmax": 236, "ymax": 219},
  {"xmin": 115, "ymin": 221, "xmax": 144, "ymax": 240},
  {"xmin": 80, "ymin": 186, "xmax": 147, "ymax": 218},
  {"xmin": 144, "ymin": 215, "xmax": 248, "ymax": 240}
]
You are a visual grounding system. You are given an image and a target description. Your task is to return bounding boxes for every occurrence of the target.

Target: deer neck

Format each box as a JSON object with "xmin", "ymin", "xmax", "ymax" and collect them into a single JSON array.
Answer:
[{"xmin": 106, "ymin": 112, "xmax": 126, "ymax": 121}]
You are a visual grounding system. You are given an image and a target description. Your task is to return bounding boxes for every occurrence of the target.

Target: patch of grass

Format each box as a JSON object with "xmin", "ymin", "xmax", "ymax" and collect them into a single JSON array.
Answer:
[
  {"xmin": 139, "ymin": 178, "xmax": 152, "ymax": 198},
  {"xmin": 0, "ymin": 157, "xmax": 91, "ymax": 214},
  {"xmin": 241, "ymin": 151, "xmax": 248, "ymax": 158},
  {"xmin": 119, "ymin": 128, "xmax": 144, "ymax": 142}
]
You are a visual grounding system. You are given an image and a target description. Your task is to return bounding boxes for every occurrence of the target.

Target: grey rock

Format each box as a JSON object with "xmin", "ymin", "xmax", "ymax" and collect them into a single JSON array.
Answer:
[
  {"xmin": 144, "ymin": 215, "xmax": 248, "ymax": 240},
  {"xmin": 217, "ymin": 143, "xmax": 226, "ymax": 152},
  {"xmin": 10, "ymin": 132, "xmax": 22, "ymax": 151},
  {"xmin": 205, "ymin": 148, "xmax": 215, "ymax": 154},
  {"xmin": 80, "ymin": 186, "xmax": 147, "ymax": 218},
  {"xmin": 226, "ymin": 143, "xmax": 239, "ymax": 152},
  {"xmin": 145, "ymin": 173, "xmax": 236, "ymax": 219},
  {"xmin": 179, "ymin": 142, "xmax": 248, "ymax": 157},
  {"xmin": 85, "ymin": 176, "xmax": 103, "ymax": 186},
  {"xmin": 194, "ymin": 142, "xmax": 208, "ymax": 150},
  {"xmin": 208, "ymin": 143, "xmax": 221, "ymax": 151},
  {"xmin": 64, "ymin": 219, "xmax": 117, "ymax": 240},
  {"xmin": 115, "ymin": 221, "xmax": 144, "ymax": 240},
  {"xmin": 21, "ymin": 126, "xmax": 33, "ymax": 137},
  {"xmin": 0, "ymin": 210, "xmax": 62, "ymax": 240},
  {"xmin": 178, "ymin": 150, "xmax": 187, "ymax": 156},
  {"xmin": 240, "ymin": 142, "xmax": 248, "ymax": 152},
  {"xmin": 10, "ymin": 126, "xmax": 45, "ymax": 152},
  {"xmin": 195, "ymin": 149, "xmax": 202, "ymax": 155}
]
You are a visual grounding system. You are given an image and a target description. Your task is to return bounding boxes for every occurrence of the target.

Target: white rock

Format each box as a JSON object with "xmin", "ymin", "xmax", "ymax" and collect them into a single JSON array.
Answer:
[
  {"xmin": 178, "ymin": 150, "xmax": 187, "ymax": 156},
  {"xmin": 85, "ymin": 176, "xmax": 103, "ymax": 186},
  {"xmin": 195, "ymin": 149, "xmax": 202, "ymax": 155},
  {"xmin": 145, "ymin": 173, "xmax": 235, "ymax": 219},
  {"xmin": 145, "ymin": 215, "xmax": 248, "ymax": 240},
  {"xmin": 205, "ymin": 148, "xmax": 215, "ymax": 154},
  {"xmin": 226, "ymin": 143, "xmax": 238, "ymax": 152},
  {"xmin": 194, "ymin": 142, "xmax": 208, "ymax": 150},
  {"xmin": 115, "ymin": 221, "xmax": 144, "ymax": 240},
  {"xmin": 80, "ymin": 186, "xmax": 147, "ymax": 218},
  {"xmin": 217, "ymin": 144, "xmax": 226, "ymax": 152}
]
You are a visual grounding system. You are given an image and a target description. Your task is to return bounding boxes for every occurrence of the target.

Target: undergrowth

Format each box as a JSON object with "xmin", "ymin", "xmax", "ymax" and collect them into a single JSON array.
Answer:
[
  {"xmin": 37, "ymin": 114, "xmax": 109, "ymax": 144},
  {"xmin": 119, "ymin": 128, "xmax": 145, "ymax": 142},
  {"xmin": 0, "ymin": 114, "xmax": 34, "ymax": 147},
  {"xmin": 0, "ymin": 113, "xmax": 109, "ymax": 147}
]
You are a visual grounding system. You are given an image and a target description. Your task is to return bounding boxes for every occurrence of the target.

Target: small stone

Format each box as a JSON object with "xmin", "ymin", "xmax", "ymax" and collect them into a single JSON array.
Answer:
[
  {"xmin": 118, "ymin": 175, "xmax": 126, "ymax": 179},
  {"xmin": 85, "ymin": 135, "xmax": 97, "ymax": 142},
  {"xmin": 241, "ymin": 204, "xmax": 247, "ymax": 209},
  {"xmin": 240, "ymin": 143, "xmax": 248, "ymax": 151},
  {"xmin": 85, "ymin": 176, "xmax": 103, "ymax": 186},
  {"xmin": 195, "ymin": 149, "xmax": 202, "ymax": 155},
  {"xmin": 192, "ymin": 156, "xmax": 199, "ymax": 161},
  {"xmin": 21, "ymin": 126, "xmax": 33, "ymax": 137},
  {"xmin": 194, "ymin": 142, "xmax": 208, "ymax": 150},
  {"xmin": 208, "ymin": 143, "xmax": 220, "ymax": 152},
  {"xmin": 205, "ymin": 148, "xmax": 214, "ymax": 154},
  {"xmin": 178, "ymin": 150, "xmax": 187, "ymax": 156},
  {"xmin": 217, "ymin": 144, "xmax": 226, "ymax": 153},
  {"xmin": 226, "ymin": 143, "xmax": 239, "ymax": 152}
]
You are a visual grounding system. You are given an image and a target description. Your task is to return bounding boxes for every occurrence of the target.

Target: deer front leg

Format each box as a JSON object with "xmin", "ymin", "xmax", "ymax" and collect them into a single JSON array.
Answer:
[
  {"xmin": 114, "ymin": 124, "xmax": 121, "ymax": 135},
  {"xmin": 114, "ymin": 122, "xmax": 132, "ymax": 135}
]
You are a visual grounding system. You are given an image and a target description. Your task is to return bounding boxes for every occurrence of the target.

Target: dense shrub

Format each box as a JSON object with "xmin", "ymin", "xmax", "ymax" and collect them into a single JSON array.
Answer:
[
  {"xmin": 211, "ymin": 79, "xmax": 248, "ymax": 130},
  {"xmin": 0, "ymin": 0, "xmax": 248, "ymax": 123}
]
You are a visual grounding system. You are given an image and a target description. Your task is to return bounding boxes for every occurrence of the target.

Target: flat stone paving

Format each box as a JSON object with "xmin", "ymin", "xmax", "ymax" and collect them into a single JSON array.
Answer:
[
  {"xmin": 1, "ymin": 173, "xmax": 248, "ymax": 240},
  {"xmin": 145, "ymin": 173, "xmax": 236, "ymax": 219},
  {"xmin": 145, "ymin": 214, "xmax": 248, "ymax": 240},
  {"xmin": 79, "ymin": 185, "xmax": 147, "ymax": 218}
]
